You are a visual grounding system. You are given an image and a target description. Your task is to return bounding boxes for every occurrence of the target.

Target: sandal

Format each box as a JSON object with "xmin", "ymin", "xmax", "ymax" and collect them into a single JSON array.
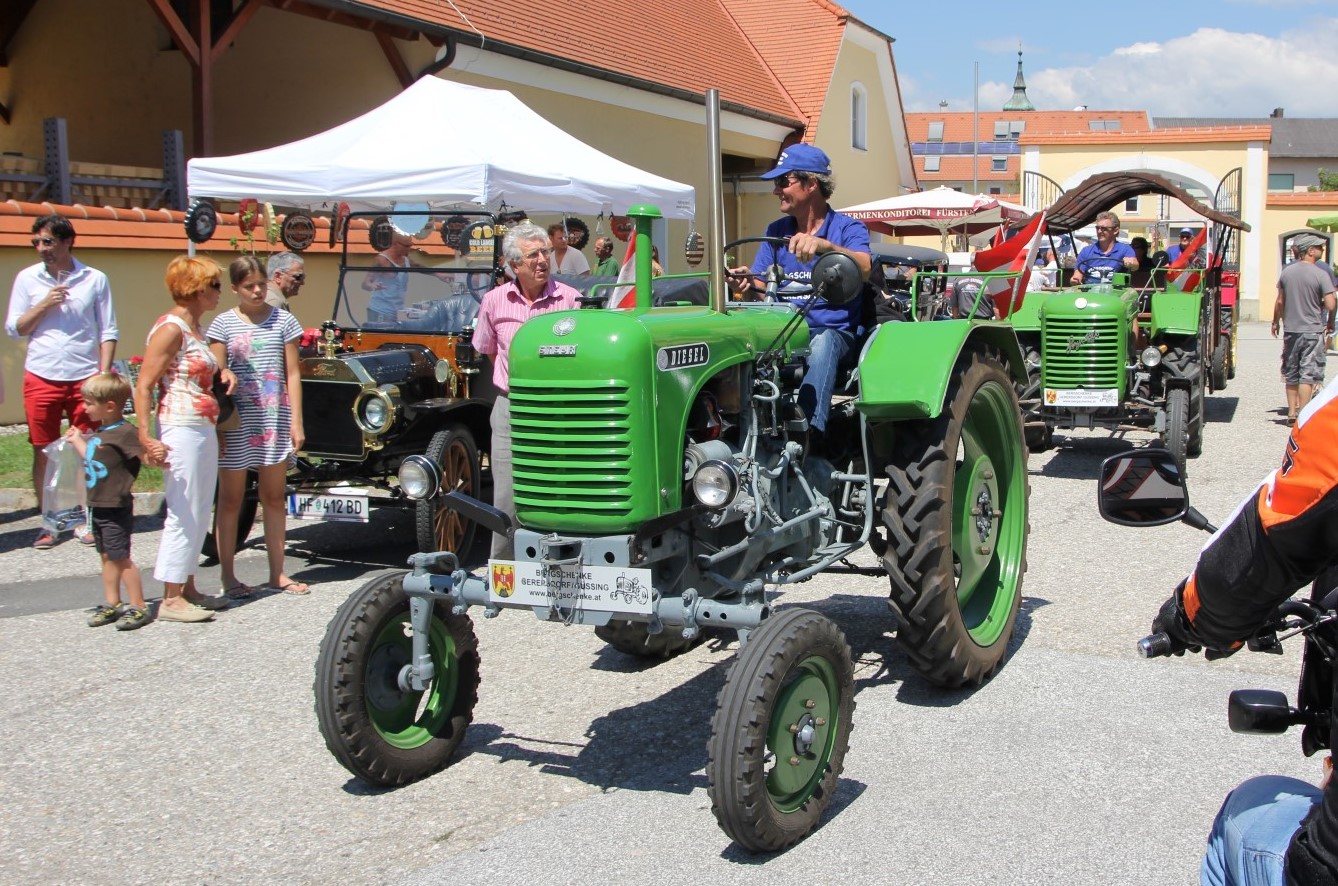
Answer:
[
  {"xmin": 278, "ymin": 581, "xmax": 311, "ymax": 596},
  {"xmin": 223, "ymin": 582, "xmax": 257, "ymax": 600}
]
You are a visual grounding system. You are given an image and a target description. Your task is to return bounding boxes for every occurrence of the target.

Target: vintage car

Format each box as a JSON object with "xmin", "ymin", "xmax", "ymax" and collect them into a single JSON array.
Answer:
[{"xmin": 281, "ymin": 209, "xmax": 502, "ymax": 555}]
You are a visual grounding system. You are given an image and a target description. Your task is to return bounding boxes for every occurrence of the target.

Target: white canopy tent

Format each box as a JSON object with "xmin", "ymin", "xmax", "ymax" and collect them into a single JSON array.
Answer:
[{"xmin": 187, "ymin": 78, "xmax": 696, "ymax": 219}]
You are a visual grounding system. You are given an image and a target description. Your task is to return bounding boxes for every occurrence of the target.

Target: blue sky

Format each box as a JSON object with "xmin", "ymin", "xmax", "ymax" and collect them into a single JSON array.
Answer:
[{"xmin": 836, "ymin": 0, "xmax": 1338, "ymax": 118}]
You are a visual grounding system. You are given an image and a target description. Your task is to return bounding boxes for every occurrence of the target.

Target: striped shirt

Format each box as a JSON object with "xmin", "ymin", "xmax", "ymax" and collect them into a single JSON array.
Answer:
[{"xmin": 472, "ymin": 278, "xmax": 580, "ymax": 392}]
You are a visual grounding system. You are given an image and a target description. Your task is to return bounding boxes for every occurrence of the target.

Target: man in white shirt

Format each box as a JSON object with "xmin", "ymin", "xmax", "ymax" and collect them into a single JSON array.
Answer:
[
  {"xmin": 546, "ymin": 222, "xmax": 590, "ymax": 276},
  {"xmin": 5, "ymin": 216, "xmax": 118, "ymax": 548}
]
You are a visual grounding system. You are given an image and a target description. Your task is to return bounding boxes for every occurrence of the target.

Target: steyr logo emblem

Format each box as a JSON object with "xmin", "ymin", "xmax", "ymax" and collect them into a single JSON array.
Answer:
[{"xmin": 552, "ymin": 317, "xmax": 576, "ymax": 336}]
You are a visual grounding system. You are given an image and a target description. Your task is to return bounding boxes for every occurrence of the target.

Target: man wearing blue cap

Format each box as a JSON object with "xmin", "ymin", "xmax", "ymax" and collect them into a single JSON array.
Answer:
[{"xmin": 729, "ymin": 144, "xmax": 871, "ymax": 444}]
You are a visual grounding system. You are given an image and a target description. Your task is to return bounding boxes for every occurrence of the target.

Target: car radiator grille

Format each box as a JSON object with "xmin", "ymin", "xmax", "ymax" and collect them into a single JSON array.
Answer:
[
  {"xmin": 509, "ymin": 381, "xmax": 635, "ymax": 519},
  {"xmin": 1042, "ymin": 316, "xmax": 1123, "ymax": 388},
  {"xmin": 301, "ymin": 380, "xmax": 364, "ymax": 458}
]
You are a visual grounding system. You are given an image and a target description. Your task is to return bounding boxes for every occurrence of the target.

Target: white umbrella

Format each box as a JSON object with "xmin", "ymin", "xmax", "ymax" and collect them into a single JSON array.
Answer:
[{"xmin": 840, "ymin": 187, "xmax": 1026, "ymax": 248}]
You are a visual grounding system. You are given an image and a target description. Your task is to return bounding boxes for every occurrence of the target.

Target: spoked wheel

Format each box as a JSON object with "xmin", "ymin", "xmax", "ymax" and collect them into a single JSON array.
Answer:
[
  {"xmin": 882, "ymin": 347, "xmax": 1028, "ymax": 687},
  {"xmin": 595, "ymin": 619, "xmax": 703, "ymax": 659},
  {"xmin": 314, "ymin": 571, "xmax": 480, "ymax": 786},
  {"xmin": 707, "ymin": 609, "xmax": 855, "ymax": 853},
  {"xmin": 201, "ymin": 470, "xmax": 258, "ymax": 560},
  {"xmin": 415, "ymin": 425, "xmax": 480, "ymax": 556},
  {"xmin": 1163, "ymin": 388, "xmax": 1189, "ymax": 471}
]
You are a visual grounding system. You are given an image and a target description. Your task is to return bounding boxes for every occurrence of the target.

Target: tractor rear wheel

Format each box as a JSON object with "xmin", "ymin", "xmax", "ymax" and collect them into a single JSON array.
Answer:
[{"xmin": 882, "ymin": 347, "xmax": 1028, "ymax": 687}]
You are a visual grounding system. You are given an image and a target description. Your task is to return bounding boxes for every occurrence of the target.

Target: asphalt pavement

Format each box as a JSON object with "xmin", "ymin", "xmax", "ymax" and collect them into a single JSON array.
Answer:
[{"xmin": 0, "ymin": 321, "xmax": 1330, "ymax": 885}]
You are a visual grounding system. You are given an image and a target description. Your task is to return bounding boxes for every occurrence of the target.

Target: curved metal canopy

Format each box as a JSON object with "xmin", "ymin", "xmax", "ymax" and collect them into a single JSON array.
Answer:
[{"xmin": 1040, "ymin": 172, "xmax": 1250, "ymax": 233}]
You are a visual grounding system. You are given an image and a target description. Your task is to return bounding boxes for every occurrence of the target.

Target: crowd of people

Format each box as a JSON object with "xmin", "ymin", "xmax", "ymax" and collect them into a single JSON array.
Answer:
[{"xmin": 4, "ymin": 215, "xmax": 311, "ymax": 628}]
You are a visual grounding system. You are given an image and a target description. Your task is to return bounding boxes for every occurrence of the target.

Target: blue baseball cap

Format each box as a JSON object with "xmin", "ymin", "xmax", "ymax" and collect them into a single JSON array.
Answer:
[{"xmin": 761, "ymin": 144, "xmax": 832, "ymax": 179}]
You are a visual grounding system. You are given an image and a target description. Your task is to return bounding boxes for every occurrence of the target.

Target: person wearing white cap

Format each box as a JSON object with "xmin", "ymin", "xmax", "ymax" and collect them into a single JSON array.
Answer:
[
  {"xmin": 1273, "ymin": 232, "xmax": 1336, "ymax": 423},
  {"xmin": 728, "ymin": 143, "xmax": 871, "ymax": 445}
]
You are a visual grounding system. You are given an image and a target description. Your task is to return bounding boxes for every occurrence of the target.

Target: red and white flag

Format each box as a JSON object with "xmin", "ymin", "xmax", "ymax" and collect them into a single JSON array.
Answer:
[
  {"xmin": 611, "ymin": 237, "xmax": 638, "ymax": 308},
  {"xmin": 972, "ymin": 211, "xmax": 1046, "ymax": 318}
]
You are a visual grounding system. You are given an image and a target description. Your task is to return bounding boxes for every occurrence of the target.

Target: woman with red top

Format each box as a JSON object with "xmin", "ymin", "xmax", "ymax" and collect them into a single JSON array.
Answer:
[{"xmin": 133, "ymin": 256, "xmax": 234, "ymax": 623}]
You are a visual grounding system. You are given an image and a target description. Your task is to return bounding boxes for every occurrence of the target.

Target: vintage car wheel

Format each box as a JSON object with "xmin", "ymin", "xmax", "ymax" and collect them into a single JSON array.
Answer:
[
  {"xmin": 594, "ymin": 619, "xmax": 703, "ymax": 659},
  {"xmin": 1164, "ymin": 388, "xmax": 1190, "ymax": 470},
  {"xmin": 314, "ymin": 571, "xmax": 480, "ymax": 786},
  {"xmin": 201, "ymin": 471, "xmax": 258, "ymax": 560},
  {"xmin": 706, "ymin": 608, "xmax": 854, "ymax": 853},
  {"xmin": 415, "ymin": 426, "xmax": 480, "ymax": 556},
  {"xmin": 882, "ymin": 346, "xmax": 1028, "ymax": 688}
]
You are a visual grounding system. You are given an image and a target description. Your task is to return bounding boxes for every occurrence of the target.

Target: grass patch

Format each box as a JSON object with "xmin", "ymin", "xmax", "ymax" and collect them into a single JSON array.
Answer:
[{"xmin": 0, "ymin": 425, "xmax": 164, "ymax": 493}]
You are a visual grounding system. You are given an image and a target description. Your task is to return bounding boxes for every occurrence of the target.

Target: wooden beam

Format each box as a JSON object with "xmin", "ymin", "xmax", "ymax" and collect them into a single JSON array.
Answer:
[
  {"xmin": 144, "ymin": 0, "xmax": 199, "ymax": 65},
  {"xmin": 190, "ymin": 0, "xmax": 213, "ymax": 155},
  {"xmin": 0, "ymin": 0, "xmax": 38, "ymax": 67},
  {"xmin": 376, "ymin": 31, "xmax": 411, "ymax": 89},
  {"xmin": 210, "ymin": 0, "xmax": 266, "ymax": 64}
]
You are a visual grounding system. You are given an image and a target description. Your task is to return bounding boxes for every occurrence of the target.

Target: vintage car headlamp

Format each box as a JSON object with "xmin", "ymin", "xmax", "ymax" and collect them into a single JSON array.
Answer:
[
  {"xmin": 1140, "ymin": 346, "xmax": 1163, "ymax": 368},
  {"xmin": 398, "ymin": 454, "xmax": 441, "ymax": 501},
  {"xmin": 354, "ymin": 385, "xmax": 401, "ymax": 435},
  {"xmin": 691, "ymin": 459, "xmax": 739, "ymax": 510}
]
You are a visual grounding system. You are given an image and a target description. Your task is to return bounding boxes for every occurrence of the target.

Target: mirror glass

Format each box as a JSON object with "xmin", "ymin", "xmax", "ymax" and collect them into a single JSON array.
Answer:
[
  {"xmin": 811, "ymin": 252, "xmax": 861, "ymax": 306},
  {"xmin": 1098, "ymin": 449, "xmax": 1188, "ymax": 527}
]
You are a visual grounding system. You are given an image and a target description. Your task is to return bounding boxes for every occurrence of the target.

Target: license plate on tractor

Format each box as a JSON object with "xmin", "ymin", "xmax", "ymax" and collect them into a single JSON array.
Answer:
[
  {"xmin": 1044, "ymin": 388, "xmax": 1118, "ymax": 407},
  {"xmin": 288, "ymin": 490, "xmax": 369, "ymax": 522},
  {"xmin": 487, "ymin": 561, "xmax": 653, "ymax": 615}
]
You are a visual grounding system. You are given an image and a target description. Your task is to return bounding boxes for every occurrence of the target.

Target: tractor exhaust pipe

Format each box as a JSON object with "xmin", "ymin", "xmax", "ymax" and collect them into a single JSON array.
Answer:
[{"xmin": 707, "ymin": 89, "xmax": 726, "ymax": 314}]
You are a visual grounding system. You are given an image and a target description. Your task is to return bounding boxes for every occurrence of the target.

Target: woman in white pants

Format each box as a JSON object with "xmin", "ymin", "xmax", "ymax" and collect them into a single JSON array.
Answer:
[{"xmin": 133, "ymin": 256, "xmax": 233, "ymax": 622}]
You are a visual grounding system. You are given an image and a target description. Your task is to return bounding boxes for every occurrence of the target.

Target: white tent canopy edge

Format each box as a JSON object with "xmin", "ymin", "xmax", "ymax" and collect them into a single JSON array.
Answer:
[{"xmin": 186, "ymin": 78, "xmax": 696, "ymax": 219}]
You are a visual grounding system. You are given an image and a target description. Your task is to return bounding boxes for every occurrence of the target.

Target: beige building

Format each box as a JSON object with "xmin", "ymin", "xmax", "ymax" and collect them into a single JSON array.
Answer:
[{"xmin": 0, "ymin": 0, "xmax": 915, "ymax": 424}]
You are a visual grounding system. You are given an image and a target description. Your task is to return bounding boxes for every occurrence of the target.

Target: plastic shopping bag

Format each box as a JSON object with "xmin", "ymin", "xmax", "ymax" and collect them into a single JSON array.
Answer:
[{"xmin": 40, "ymin": 439, "xmax": 86, "ymax": 533}]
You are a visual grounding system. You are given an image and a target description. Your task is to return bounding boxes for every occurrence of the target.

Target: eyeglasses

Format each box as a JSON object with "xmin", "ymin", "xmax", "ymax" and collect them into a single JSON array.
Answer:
[
  {"xmin": 1179, "ymin": 234, "xmax": 1193, "ymax": 239},
  {"xmin": 31, "ymin": 237, "xmax": 57, "ymax": 247},
  {"xmin": 288, "ymin": 272, "xmax": 306, "ymax": 282},
  {"xmin": 520, "ymin": 247, "xmax": 552, "ymax": 264},
  {"xmin": 773, "ymin": 175, "xmax": 800, "ymax": 189},
  {"xmin": 1094, "ymin": 226, "xmax": 1117, "ymax": 233}
]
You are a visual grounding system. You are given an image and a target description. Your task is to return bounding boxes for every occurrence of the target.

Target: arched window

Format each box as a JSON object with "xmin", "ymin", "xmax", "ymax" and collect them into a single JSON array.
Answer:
[{"xmin": 851, "ymin": 83, "xmax": 868, "ymax": 151}]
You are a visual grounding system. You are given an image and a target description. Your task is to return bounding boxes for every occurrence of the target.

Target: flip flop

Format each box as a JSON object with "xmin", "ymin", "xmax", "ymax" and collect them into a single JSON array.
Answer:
[
  {"xmin": 224, "ymin": 582, "xmax": 256, "ymax": 600},
  {"xmin": 278, "ymin": 581, "xmax": 311, "ymax": 596}
]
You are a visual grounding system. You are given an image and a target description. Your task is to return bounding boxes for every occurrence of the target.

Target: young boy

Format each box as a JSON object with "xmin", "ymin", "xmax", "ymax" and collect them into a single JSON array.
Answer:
[{"xmin": 65, "ymin": 372, "xmax": 148, "ymax": 630}]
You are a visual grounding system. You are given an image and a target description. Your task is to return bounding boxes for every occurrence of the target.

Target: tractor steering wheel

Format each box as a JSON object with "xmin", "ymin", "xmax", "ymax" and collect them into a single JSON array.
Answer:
[{"xmin": 723, "ymin": 236, "xmax": 814, "ymax": 302}]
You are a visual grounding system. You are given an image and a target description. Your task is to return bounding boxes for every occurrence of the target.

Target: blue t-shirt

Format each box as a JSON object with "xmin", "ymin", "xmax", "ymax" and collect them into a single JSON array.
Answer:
[
  {"xmin": 1075, "ymin": 241, "xmax": 1136, "ymax": 283},
  {"xmin": 751, "ymin": 209, "xmax": 870, "ymax": 333}
]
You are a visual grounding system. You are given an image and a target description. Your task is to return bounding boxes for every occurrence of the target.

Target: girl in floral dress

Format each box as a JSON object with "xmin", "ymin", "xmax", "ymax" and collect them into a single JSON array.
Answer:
[{"xmin": 207, "ymin": 256, "xmax": 308, "ymax": 597}]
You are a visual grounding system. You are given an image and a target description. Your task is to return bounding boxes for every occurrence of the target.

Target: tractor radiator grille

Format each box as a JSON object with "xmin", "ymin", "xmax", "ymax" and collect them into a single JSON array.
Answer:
[
  {"xmin": 1041, "ymin": 316, "xmax": 1123, "ymax": 388},
  {"xmin": 509, "ymin": 381, "xmax": 635, "ymax": 519}
]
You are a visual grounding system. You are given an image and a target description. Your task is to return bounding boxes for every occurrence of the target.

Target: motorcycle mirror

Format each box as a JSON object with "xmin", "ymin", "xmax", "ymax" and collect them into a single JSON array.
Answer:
[
  {"xmin": 1097, "ymin": 449, "xmax": 1189, "ymax": 527},
  {"xmin": 1228, "ymin": 689, "xmax": 1298, "ymax": 735},
  {"xmin": 810, "ymin": 252, "xmax": 861, "ymax": 306}
]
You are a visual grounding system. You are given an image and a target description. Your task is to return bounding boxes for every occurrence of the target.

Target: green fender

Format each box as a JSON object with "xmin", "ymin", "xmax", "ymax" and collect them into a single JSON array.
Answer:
[
  {"xmin": 1149, "ymin": 290, "xmax": 1202, "ymax": 337},
  {"xmin": 854, "ymin": 321, "xmax": 1027, "ymax": 420}
]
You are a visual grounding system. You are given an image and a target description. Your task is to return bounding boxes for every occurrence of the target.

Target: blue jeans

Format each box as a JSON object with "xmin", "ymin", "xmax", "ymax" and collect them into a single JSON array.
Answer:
[
  {"xmin": 799, "ymin": 327, "xmax": 854, "ymax": 433},
  {"xmin": 1202, "ymin": 775, "xmax": 1322, "ymax": 885}
]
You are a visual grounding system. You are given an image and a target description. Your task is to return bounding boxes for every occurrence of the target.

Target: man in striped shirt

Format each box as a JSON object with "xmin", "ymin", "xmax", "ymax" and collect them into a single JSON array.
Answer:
[{"xmin": 473, "ymin": 222, "xmax": 581, "ymax": 559}]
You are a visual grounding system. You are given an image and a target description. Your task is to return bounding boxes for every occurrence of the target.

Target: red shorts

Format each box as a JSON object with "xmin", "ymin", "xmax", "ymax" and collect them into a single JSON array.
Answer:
[{"xmin": 23, "ymin": 371, "xmax": 93, "ymax": 447}]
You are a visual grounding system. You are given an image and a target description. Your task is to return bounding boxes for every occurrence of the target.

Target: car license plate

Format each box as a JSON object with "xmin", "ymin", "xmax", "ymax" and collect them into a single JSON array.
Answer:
[
  {"xmin": 486, "ymin": 560, "xmax": 653, "ymax": 615},
  {"xmin": 287, "ymin": 490, "xmax": 369, "ymax": 522},
  {"xmin": 1045, "ymin": 388, "xmax": 1118, "ymax": 407}
]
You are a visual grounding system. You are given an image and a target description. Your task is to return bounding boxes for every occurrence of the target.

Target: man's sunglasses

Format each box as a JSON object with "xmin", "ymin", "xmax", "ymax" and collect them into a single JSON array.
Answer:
[{"xmin": 31, "ymin": 237, "xmax": 58, "ymax": 247}]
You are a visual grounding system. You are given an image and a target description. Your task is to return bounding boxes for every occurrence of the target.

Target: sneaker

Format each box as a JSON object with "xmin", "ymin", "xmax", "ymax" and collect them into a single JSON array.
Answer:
[
  {"xmin": 115, "ymin": 607, "xmax": 150, "ymax": 631},
  {"xmin": 156, "ymin": 602, "xmax": 214, "ymax": 623},
  {"xmin": 33, "ymin": 530, "xmax": 56, "ymax": 550},
  {"xmin": 87, "ymin": 604, "xmax": 123, "ymax": 627},
  {"xmin": 76, "ymin": 526, "xmax": 96, "ymax": 546}
]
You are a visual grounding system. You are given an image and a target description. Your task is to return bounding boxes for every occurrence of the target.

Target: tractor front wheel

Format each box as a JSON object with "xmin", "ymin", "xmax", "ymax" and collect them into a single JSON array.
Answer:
[
  {"xmin": 314, "ymin": 571, "xmax": 480, "ymax": 786},
  {"xmin": 707, "ymin": 608, "xmax": 855, "ymax": 853}
]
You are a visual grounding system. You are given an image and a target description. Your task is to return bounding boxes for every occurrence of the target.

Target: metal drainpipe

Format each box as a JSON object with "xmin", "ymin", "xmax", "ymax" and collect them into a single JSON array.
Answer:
[{"xmin": 417, "ymin": 35, "xmax": 457, "ymax": 81}]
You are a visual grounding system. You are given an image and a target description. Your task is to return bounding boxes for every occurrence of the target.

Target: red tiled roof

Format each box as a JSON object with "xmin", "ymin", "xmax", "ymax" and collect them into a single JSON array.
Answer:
[
  {"xmin": 354, "ymin": 0, "xmax": 858, "ymax": 136},
  {"xmin": 906, "ymin": 111, "xmax": 1150, "ymax": 142},
  {"xmin": 1021, "ymin": 126, "xmax": 1272, "ymax": 146},
  {"xmin": 1267, "ymin": 192, "xmax": 1338, "ymax": 207}
]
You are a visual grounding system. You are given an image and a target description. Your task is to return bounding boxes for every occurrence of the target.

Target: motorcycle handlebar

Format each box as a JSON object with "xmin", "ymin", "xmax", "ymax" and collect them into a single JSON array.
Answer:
[{"xmin": 1137, "ymin": 632, "xmax": 1181, "ymax": 658}]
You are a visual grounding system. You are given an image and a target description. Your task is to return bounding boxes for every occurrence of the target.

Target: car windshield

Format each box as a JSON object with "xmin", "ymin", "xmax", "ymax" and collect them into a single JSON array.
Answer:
[{"xmin": 333, "ymin": 210, "xmax": 501, "ymax": 334}]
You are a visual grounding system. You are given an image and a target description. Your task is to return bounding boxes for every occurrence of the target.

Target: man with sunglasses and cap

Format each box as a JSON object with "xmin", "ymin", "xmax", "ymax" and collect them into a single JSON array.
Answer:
[
  {"xmin": 728, "ymin": 144, "xmax": 871, "ymax": 448},
  {"xmin": 265, "ymin": 251, "xmax": 306, "ymax": 311},
  {"xmin": 1070, "ymin": 211, "xmax": 1138, "ymax": 285},
  {"xmin": 6, "ymin": 215, "xmax": 118, "ymax": 549},
  {"xmin": 1167, "ymin": 227, "xmax": 1198, "ymax": 264}
]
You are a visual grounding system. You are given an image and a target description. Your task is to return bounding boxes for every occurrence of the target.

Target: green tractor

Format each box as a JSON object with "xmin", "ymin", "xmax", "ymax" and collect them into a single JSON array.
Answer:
[
  {"xmin": 1011, "ymin": 172, "xmax": 1249, "ymax": 465},
  {"xmin": 314, "ymin": 93, "xmax": 1032, "ymax": 853}
]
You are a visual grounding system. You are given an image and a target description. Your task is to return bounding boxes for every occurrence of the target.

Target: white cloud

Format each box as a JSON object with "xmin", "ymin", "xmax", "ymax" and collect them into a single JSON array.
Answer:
[{"xmin": 1004, "ymin": 20, "xmax": 1338, "ymax": 117}]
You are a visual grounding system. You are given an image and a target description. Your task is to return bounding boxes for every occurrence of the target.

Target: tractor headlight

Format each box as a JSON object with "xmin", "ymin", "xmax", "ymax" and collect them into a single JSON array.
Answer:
[
  {"xmin": 354, "ymin": 385, "xmax": 400, "ymax": 435},
  {"xmin": 398, "ymin": 455, "xmax": 440, "ymax": 501},
  {"xmin": 691, "ymin": 459, "xmax": 739, "ymax": 510},
  {"xmin": 1140, "ymin": 346, "xmax": 1163, "ymax": 368}
]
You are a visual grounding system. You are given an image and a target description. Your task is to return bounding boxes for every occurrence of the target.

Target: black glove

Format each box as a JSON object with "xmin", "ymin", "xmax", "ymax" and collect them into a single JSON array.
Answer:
[{"xmin": 1151, "ymin": 581, "xmax": 1204, "ymax": 656}]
